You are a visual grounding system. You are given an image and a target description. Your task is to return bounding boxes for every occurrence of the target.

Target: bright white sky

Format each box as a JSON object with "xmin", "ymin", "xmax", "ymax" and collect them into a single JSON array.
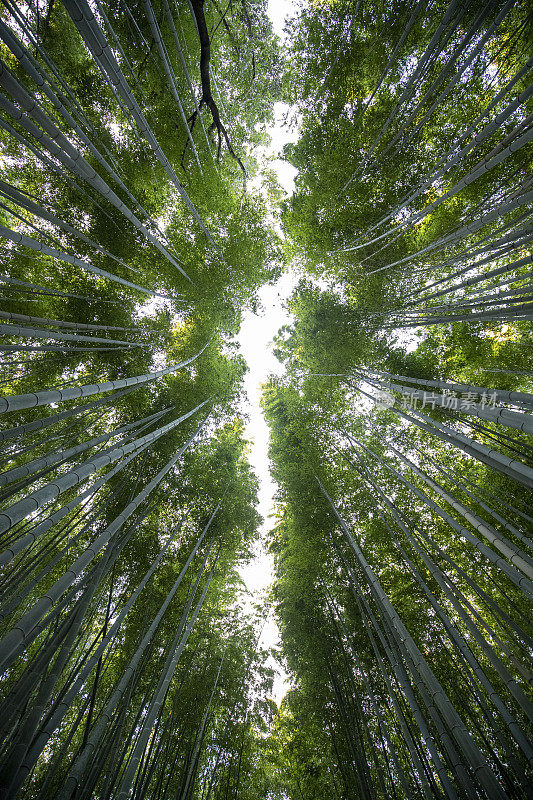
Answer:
[{"xmin": 236, "ymin": 0, "xmax": 300, "ymax": 705}]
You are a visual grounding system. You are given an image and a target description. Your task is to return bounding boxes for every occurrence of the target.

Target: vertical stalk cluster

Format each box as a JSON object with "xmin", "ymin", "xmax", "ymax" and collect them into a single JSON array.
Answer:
[{"xmin": 0, "ymin": 1, "xmax": 276, "ymax": 797}]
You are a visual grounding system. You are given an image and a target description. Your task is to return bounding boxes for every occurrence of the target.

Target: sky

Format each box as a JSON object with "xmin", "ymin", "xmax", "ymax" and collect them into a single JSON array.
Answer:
[
  {"xmin": 267, "ymin": 0, "xmax": 297, "ymax": 38},
  {"xmin": 236, "ymin": 0, "xmax": 300, "ymax": 705}
]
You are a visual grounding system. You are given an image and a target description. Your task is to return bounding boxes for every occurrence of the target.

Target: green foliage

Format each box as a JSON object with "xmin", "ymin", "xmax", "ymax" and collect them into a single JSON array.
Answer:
[{"xmin": 1, "ymin": 0, "xmax": 532, "ymax": 798}]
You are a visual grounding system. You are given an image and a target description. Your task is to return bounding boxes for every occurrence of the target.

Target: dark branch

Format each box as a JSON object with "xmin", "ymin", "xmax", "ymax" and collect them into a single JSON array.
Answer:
[
  {"xmin": 189, "ymin": 0, "xmax": 247, "ymax": 181},
  {"xmin": 211, "ymin": 0, "xmax": 235, "ymax": 43}
]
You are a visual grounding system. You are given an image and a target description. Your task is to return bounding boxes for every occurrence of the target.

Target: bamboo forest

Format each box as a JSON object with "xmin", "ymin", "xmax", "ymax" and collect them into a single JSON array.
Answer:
[{"xmin": 0, "ymin": 0, "xmax": 532, "ymax": 797}]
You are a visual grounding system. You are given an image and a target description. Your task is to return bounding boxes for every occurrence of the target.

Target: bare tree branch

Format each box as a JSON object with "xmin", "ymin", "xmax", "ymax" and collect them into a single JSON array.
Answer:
[{"xmin": 187, "ymin": 0, "xmax": 247, "ymax": 181}]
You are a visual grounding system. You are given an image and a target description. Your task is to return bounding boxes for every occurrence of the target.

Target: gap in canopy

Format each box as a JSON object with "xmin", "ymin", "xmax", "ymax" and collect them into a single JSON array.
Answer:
[{"xmin": 236, "ymin": 98, "xmax": 298, "ymax": 707}]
